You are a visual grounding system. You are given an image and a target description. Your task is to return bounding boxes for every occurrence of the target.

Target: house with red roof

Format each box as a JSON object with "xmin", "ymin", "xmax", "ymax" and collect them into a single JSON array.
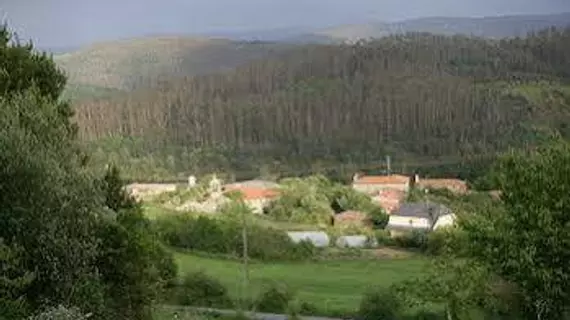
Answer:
[
  {"xmin": 223, "ymin": 185, "xmax": 279, "ymax": 214},
  {"xmin": 371, "ymin": 188, "xmax": 406, "ymax": 214},
  {"xmin": 352, "ymin": 173, "xmax": 411, "ymax": 194}
]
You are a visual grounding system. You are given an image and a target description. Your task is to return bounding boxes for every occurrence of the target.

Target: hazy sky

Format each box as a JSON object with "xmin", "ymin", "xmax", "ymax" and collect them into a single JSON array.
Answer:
[{"xmin": 2, "ymin": 0, "xmax": 570, "ymax": 47}]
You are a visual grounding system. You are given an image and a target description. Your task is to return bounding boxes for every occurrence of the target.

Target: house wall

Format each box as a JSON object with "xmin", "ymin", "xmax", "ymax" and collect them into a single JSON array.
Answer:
[
  {"xmin": 126, "ymin": 183, "xmax": 178, "ymax": 200},
  {"xmin": 352, "ymin": 182, "xmax": 409, "ymax": 194},
  {"xmin": 387, "ymin": 216, "xmax": 430, "ymax": 229},
  {"xmin": 433, "ymin": 214, "xmax": 456, "ymax": 230}
]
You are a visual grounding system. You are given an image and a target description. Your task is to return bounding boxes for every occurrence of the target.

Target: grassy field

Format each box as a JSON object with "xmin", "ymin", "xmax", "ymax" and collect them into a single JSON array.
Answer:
[{"xmin": 174, "ymin": 251, "xmax": 427, "ymax": 315}]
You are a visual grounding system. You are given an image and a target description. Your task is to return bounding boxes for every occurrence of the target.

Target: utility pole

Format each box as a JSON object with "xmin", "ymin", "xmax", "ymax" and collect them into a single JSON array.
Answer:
[
  {"xmin": 386, "ymin": 155, "xmax": 391, "ymax": 175},
  {"xmin": 241, "ymin": 202, "xmax": 250, "ymax": 312}
]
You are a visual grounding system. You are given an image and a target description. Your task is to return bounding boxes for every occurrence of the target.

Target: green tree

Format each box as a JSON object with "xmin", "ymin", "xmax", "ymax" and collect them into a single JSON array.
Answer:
[
  {"xmin": 460, "ymin": 140, "xmax": 570, "ymax": 319},
  {"xmin": 101, "ymin": 164, "xmax": 138, "ymax": 211},
  {"xmin": 96, "ymin": 165, "xmax": 177, "ymax": 319},
  {"xmin": 0, "ymin": 24, "xmax": 175, "ymax": 319},
  {"xmin": 0, "ymin": 25, "xmax": 76, "ymax": 139},
  {"xmin": 0, "ymin": 89, "xmax": 106, "ymax": 317}
]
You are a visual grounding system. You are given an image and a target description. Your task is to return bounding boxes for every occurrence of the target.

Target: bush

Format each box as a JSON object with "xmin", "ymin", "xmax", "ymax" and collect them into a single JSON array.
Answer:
[
  {"xmin": 153, "ymin": 215, "xmax": 316, "ymax": 261},
  {"xmin": 255, "ymin": 282, "xmax": 294, "ymax": 313},
  {"xmin": 425, "ymin": 229, "xmax": 451, "ymax": 255},
  {"xmin": 393, "ymin": 230, "xmax": 429, "ymax": 250},
  {"xmin": 358, "ymin": 288, "xmax": 403, "ymax": 320},
  {"xmin": 28, "ymin": 305, "xmax": 91, "ymax": 320},
  {"xmin": 368, "ymin": 207, "xmax": 389, "ymax": 229},
  {"xmin": 375, "ymin": 229, "xmax": 395, "ymax": 246},
  {"xmin": 176, "ymin": 271, "xmax": 233, "ymax": 308}
]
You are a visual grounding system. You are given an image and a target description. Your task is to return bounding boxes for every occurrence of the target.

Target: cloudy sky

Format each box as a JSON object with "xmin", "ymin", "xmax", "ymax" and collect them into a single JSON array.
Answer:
[{"xmin": 1, "ymin": 0, "xmax": 570, "ymax": 47}]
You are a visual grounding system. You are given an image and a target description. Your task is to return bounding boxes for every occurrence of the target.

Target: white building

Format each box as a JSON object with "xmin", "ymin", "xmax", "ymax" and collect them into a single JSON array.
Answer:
[{"xmin": 386, "ymin": 202, "xmax": 456, "ymax": 234}]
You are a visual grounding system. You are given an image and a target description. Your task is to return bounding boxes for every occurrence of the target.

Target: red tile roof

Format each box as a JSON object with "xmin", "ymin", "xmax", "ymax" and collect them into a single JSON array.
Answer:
[
  {"xmin": 373, "ymin": 189, "xmax": 406, "ymax": 214},
  {"xmin": 353, "ymin": 174, "xmax": 410, "ymax": 185}
]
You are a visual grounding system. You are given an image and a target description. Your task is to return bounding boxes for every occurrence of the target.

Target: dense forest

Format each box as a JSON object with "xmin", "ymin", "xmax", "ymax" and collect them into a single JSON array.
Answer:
[{"xmin": 73, "ymin": 27, "xmax": 570, "ymax": 182}]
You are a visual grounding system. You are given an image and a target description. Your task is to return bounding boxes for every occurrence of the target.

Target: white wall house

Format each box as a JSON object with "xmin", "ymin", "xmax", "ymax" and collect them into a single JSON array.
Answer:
[
  {"xmin": 432, "ymin": 213, "xmax": 456, "ymax": 230},
  {"xmin": 386, "ymin": 202, "xmax": 455, "ymax": 233}
]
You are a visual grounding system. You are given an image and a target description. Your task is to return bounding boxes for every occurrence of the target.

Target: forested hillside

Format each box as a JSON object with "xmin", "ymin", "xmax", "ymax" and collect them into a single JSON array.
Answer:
[
  {"xmin": 73, "ymin": 28, "xmax": 570, "ymax": 181},
  {"xmin": 55, "ymin": 36, "xmax": 295, "ymax": 91}
]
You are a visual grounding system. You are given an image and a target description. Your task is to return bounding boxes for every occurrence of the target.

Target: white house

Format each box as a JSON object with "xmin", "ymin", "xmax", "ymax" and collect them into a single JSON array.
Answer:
[{"xmin": 386, "ymin": 202, "xmax": 455, "ymax": 234}]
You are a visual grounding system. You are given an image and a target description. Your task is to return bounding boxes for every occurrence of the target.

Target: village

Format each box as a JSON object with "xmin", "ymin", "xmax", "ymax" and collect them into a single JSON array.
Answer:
[{"xmin": 127, "ymin": 171, "xmax": 472, "ymax": 249}]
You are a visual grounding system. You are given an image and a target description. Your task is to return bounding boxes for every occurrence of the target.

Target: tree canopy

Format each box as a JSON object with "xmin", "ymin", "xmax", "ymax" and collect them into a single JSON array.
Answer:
[{"xmin": 0, "ymin": 24, "xmax": 175, "ymax": 319}]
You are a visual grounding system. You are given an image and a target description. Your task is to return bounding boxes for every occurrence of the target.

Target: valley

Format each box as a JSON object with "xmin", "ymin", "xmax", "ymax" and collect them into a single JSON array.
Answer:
[{"xmin": 2, "ymin": 6, "xmax": 570, "ymax": 320}]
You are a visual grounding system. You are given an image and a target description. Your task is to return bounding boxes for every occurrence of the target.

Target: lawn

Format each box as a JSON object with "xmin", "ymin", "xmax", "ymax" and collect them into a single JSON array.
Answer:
[{"xmin": 174, "ymin": 251, "xmax": 428, "ymax": 315}]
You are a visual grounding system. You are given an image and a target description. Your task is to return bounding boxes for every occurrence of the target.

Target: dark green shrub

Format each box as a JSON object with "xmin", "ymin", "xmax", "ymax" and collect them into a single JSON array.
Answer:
[
  {"xmin": 393, "ymin": 230, "xmax": 429, "ymax": 250},
  {"xmin": 255, "ymin": 282, "xmax": 294, "ymax": 313},
  {"xmin": 367, "ymin": 207, "xmax": 389, "ymax": 229},
  {"xmin": 358, "ymin": 287, "xmax": 403, "ymax": 320},
  {"xmin": 298, "ymin": 301, "xmax": 318, "ymax": 315},
  {"xmin": 425, "ymin": 229, "xmax": 451, "ymax": 255},
  {"xmin": 153, "ymin": 215, "xmax": 316, "ymax": 261},
  {"xmin": 176, "ymin": 271, "xmax": 233, "ymax": 308},
  {"xmin": 375, "ymin": 229, "xmax": 395, "ymax": 246}
]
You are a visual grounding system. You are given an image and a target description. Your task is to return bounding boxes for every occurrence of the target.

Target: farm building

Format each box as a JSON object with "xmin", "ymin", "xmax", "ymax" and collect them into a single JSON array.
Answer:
[
  {"xmin": 223, "ymin": 185, "xmax": 280, "ymax": 214},
  {"xmin": 386, "ymin": 202, "xmax": 455, "ymax": 235},
  {"xmin": 287, "ymin": 231, "xmax": 330, "ymax": 248},
  {"xmin": 352, "ymin": 174, "xmax": 410, "ymax": 193}
]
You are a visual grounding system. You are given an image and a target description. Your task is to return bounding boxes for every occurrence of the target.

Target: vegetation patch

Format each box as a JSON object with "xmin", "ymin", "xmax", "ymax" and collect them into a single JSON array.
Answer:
[{"xmin": 174, "ymin": 252, "xmax": 428, "ymax": 315}]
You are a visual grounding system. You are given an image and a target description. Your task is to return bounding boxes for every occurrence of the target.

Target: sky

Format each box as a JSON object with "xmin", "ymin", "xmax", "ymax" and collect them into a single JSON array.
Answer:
[{"xmin": 1, "ymin": 0, "xmax": 570, "ymax": 48}]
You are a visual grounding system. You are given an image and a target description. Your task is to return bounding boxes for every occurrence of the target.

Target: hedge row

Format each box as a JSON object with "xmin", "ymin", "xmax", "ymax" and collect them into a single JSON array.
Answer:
[{"xmin": 153, "ymin": 214, "xmax": 317, "ymax": 261}]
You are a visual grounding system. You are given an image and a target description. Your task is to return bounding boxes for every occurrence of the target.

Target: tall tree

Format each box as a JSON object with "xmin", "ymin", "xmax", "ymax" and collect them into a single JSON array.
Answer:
[{"xmin": 461, "ymin": 139, "xmax": 570, "ymax": 319}]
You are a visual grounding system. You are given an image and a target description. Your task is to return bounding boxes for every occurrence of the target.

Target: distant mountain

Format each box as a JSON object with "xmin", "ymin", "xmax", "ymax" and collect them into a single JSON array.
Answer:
[
  {"xmin": 209, "ymin": 12, "xmax": 570, "ymax": 43},
  {"xmin": 311, "ymin": 12, "xmax": 570, "ymax": 42}
]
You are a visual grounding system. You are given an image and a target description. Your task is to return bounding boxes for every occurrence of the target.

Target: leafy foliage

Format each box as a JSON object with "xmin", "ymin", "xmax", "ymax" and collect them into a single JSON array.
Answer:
[
  {"xmin": 0, "ymin": 240, "xmax": 34, "ymax": 318},
  {"xmin": 255, "ymin": 282, "xmax": 294, "ymax": 313},
  {"xmin": 358, "ymin": 287, "xmax": 403, "ymax": 320},
  {"xmin": 0, "ymin": 25, "xmax": 175, "ymax": 319},
  {"xmin": 176, "ymin": 271, "xmax": 233, "ymax": 308},
  {"xmin": 266, "ymin": 175, "xmax": 380, "ymax": 225},
  {"xmin": 460, "ymin": 139, "xmax": 570, "ymax": 319},
  {"xmin": 28, "ymin": 305, "xmax": 91, "ymax": 320},
  {"xmin": 367, "ymin": 207, "xmax": 389, "ymax": 229},
  {"xmin": 154, "ymin": 214, "xmax": 316, "ymax": 261}
]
